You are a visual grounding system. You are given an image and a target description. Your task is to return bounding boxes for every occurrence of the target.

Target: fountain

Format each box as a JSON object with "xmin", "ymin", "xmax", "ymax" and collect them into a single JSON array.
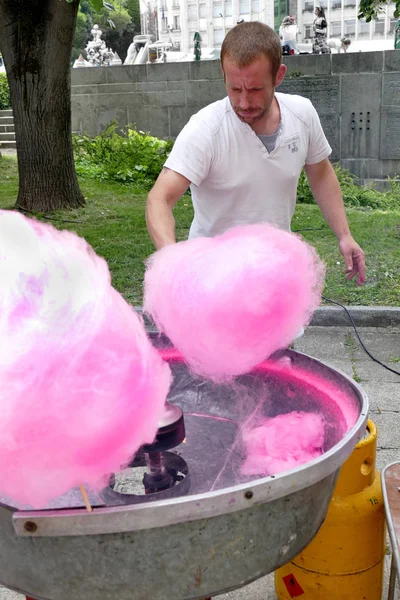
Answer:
[
  {"xmin": 0, "ymin": 334, "xmax": 368, "ymax": 600},
  {"xmin": 85, "ymin": 25, "xmax": 115, "ymax": 67}
]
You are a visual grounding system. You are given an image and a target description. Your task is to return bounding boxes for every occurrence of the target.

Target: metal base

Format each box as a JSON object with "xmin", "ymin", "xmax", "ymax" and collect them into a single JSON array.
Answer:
[
  {"xmin": 1, "ymin": 349, "xmax": 368, "ymax": 600},
  {"xmin": 103, "ymin": 451, "xmax": 190, "ymax": 505}
]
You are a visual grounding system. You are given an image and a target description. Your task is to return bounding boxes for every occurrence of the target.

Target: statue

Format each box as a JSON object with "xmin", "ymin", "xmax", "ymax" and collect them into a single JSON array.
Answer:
[
  {"xmin": 193, "ymin": 32, "xmax": 202, "ymax": 61},
  {"xmin": 85, "ymin": 25, "xmax": 115, "ymax": 66}
]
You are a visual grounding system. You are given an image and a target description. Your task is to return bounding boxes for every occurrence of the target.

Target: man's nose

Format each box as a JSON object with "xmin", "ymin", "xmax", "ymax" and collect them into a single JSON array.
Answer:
[{"xmin": 239, "ymin": 91, "xmax": 250, "ymax": 109}]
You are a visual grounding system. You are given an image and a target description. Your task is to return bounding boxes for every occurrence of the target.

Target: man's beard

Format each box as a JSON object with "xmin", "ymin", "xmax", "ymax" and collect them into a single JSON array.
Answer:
[
  {"xmin": 235, "ymin": 106, "xmax": 267, "ymax": 124},
  {"xmin": 232, "ymin": 95, "xmax": 274, "ymax": 125}
]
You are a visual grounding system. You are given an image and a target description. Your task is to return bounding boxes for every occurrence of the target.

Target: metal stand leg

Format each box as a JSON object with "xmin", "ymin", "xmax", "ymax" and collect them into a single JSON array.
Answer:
[{"xmin": 388, "ymin": 553, "xmax": 397, "ymax": 600}]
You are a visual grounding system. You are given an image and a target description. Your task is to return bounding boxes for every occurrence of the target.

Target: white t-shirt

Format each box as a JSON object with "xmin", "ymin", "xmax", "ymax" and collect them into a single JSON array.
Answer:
[
  {"xmin": 279, "ymin": 24, "xmax": 298, "ymax": 43},
  {"xmin": 164, "ymin": 93, "xmax": 331, "ymax": 239}
]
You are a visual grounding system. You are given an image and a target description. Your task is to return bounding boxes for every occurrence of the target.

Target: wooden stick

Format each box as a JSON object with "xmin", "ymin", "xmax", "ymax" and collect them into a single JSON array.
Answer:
[{"xmin": 80, "ymin": 484, "xmax": 93, "ymax": 512}]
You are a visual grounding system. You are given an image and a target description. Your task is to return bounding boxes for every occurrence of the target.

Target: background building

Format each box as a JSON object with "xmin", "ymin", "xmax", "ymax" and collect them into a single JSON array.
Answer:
[
  {"xmin": 143, "ymin": 1, "xmax": 274, "ymax": 52},
  {"xmin": 297, "ymin": 0, "xmax": 397, "ymax": 50},
  {"xmin": 140, "ymin": 0, "xmax": 397, "ymax": 53}
]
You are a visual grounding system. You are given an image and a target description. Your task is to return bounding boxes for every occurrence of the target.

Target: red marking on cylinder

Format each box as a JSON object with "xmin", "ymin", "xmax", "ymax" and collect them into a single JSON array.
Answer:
[{"xmin": 283, "ymin": 573, "xmax": 304, "ymax": 597}]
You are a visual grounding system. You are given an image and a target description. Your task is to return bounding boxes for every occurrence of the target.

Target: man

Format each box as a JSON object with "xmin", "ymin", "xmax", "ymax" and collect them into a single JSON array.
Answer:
[{"xmin": 146, "ymin": 21, "xmax": 365, "ymax": 286}]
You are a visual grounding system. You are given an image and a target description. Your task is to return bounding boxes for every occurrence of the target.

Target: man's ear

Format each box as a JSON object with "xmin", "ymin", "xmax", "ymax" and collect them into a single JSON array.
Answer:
[
  {"xmin": 275, "ymin": 63, "xmax": 287, "ymax": 87},
  {"xmin": 221, "ymin": 63, "xmax": 226, "ymax": 83}
]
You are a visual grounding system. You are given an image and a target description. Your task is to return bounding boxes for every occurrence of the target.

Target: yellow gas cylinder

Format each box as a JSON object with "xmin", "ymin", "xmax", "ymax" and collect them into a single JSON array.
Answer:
[{"xmin": 274, "ymin": 419, "xmax": 385, "ymax": 600}]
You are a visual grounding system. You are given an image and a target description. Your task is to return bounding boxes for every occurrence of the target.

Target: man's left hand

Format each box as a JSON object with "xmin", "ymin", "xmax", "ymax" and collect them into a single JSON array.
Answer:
[{"xmin": 338, "ymin": 235, "xmax": 366, "ymax": 286}]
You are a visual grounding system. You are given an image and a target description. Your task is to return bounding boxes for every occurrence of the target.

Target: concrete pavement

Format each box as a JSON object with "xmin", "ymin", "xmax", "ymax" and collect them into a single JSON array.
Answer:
[{"xmin": 1, "ymin": 324, "xmax": 400, "ymax": 600}]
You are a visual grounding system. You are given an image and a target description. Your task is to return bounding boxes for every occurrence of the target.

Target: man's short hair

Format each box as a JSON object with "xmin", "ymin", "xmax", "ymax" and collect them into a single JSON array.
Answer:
[{"xmin": 221, "ymin": 21, "xmax": 282, "ymax": 81}]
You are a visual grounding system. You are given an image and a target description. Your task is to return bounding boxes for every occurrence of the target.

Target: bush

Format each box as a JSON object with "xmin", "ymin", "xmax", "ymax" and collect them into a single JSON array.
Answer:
[
  {"xmin": 0, "ymin": 72, "xmax": 10, "ymax": 110},
  {"xmin": 73, "ymin": 123, "xmax": 174, "ymax": 188},
  {"xmin": 74, "ymin": 127, "xmax": 400, "ymax": 210},
  {"xmin": 297, "ymin": 164, "xmax": 400, "ymax": 210}
]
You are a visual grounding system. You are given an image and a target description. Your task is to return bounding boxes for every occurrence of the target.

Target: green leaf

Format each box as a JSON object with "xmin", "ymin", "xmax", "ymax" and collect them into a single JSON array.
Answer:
[{"xmin": 89, "ymin": 0, "xmax": 104, "ymax": 12}]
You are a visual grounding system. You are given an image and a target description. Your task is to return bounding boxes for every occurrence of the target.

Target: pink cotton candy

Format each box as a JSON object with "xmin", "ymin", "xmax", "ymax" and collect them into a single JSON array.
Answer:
[
  {"xmin": 241, "ymin": 412, "xmax": 325, "ymax": 477},
  {"xmin": 0, "ymin": 210, "xmax": 171, "ymax": 508},
  {"xmin": 144, "ymin": 224, "xmax": 325, "ymax": 381},
  {"xmin": 255, "ymin": 359, "xmax": 359, "ymax": 432}
]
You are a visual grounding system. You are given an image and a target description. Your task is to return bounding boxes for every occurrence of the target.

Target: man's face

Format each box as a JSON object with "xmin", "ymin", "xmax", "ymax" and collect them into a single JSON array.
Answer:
[{"xmin": 223, "ymin": 55, "xmax": 286, "ymax": 126}]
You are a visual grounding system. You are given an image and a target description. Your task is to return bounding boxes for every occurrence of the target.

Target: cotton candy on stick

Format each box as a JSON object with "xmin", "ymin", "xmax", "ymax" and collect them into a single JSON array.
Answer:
[
  {"xmin": 144, "ymin": 223, "xmax": 325, "ymax": 382},
  {"xmin": 0, "ymin": 210, "xmax": 171, "ymax": 509}
]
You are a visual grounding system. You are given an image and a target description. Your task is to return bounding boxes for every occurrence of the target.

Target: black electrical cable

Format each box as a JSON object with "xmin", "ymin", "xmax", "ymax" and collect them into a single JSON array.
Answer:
[{"xmin": 322, "ymin": 296, "xmax": 400, "ymax": 377}]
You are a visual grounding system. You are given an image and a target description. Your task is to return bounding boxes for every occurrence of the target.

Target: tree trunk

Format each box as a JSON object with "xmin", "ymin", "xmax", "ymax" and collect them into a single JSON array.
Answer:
[{"xmin": 0, "ymin": 0, "xmax": 85, "ymax": 212}]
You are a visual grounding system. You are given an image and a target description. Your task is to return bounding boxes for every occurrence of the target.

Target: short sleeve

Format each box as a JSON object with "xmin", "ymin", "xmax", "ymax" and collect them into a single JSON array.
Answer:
[
  {"xmin": 164, "ymin": 116, "xmax": 214, "ymax": 186},
  {"xmin": 305, "ymin": 101, "xmax": 332, "ymax": 165}
]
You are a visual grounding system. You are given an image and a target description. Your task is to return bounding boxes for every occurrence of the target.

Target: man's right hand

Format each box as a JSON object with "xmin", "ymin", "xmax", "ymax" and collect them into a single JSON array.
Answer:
[{"xmin": 146, "ymin": 168, "xmax": 191, "ymax": 249}]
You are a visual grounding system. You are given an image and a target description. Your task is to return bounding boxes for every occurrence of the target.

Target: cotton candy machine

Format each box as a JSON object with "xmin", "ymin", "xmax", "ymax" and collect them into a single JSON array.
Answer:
[{"xmin": 0, "ymin": 337, "xmax": 368, "ymax": 600}]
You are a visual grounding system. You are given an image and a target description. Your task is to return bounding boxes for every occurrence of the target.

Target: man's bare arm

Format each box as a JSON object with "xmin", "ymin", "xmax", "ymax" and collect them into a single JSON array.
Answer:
[
  {"xmin": 146, "ymin": 168, "xmax": 191, "ymax": 250},
  {"xmin": 305, "ymin": 158, "xmax": 366, "ymax": 285}
]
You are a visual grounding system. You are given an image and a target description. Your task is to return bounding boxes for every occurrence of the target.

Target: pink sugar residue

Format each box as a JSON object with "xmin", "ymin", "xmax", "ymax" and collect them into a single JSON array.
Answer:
[
  {"xmin": 0, "ymin": 210, "xmax": 171, "ymax": 508},
  {"xmin": 159, "ymin": 349, "xmax": 360, "ymax": 434},
  {"xmin": 255, "ymin": 360, "xmax": 359, "ymax": 432},
  {"xmin": 241, "ymin": 411, "xmax": 325, "ymax": 476},
  {"xmin": 159, "ymin": 349, "xmax": 360, "ymax": 477},
  {"xmin": 144, "ymin": 223, "xmax": 325, "ymax": 382}
]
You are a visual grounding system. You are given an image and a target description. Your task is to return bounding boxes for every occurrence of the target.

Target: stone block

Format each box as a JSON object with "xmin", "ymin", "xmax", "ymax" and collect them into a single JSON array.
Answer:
[
  {"xmin": 127, "ymin": 105, "xmax": 170, "ymax": 138},
  {"xmin": 278, "ymin": 75, "xmax": 340, "ymax": 156},
  {"xmin": 71, "ymin": 112, "xmax": 81, "ymax": 134},
  {"xmin": 72, "ymin": 93, "xmax": 109, "ymax": 123},
  {"xmin": 282, "ymin": 54, "xmax": 331, "ymax": 76},
  {"xmin": 147, "ymin": 62, "xmax": 190, "ymax": 82},
  {"xmin": 319, "ymin": 113, "xmax": 340, "ymax": 160},
  {"xmin": 384, "ymin": 50, "xmax": 400, "ymax": 72},
  {"xmin": 143, "ymin": 90, "xmax": 185, "ymax": 107},
  {"xmin": 169, "ymin": 105, "xmax": 201, "ymax": 138},
  {"xmin": 340, "ymin": 73, "xmax": 381, "ymax": 159},
  {"xmin": 106, "ymin": 65, "xmax": 147, "ymax": 84},
  {"xmin": 185, "ymin": 80, "xmax": 226, "ymax": 106},
  {"xmin": 79, "ymin": 107, "xmax": 128, "ymax": 136},
  {"xmin": 71, "ymin": 84, "xmax": 100, "ymax": 95},
  {"xmin": 136, "ymin": 81, "xmax": 167, "ymax": 92},
  {"xmin": 71, "ymin": 67, "xmax": 107, "ymax": 86},
  {"xmin": 278, "ymin": 75, "xmax": 340, "ymax": 113},
  {"xmin": 96, "ymin": 83, "xmax": 136, "ymax": 95},
  {"xmin": 340, "ymin": 158, "xmax": 400, "ymax": 179},
  {"xmin": 189, "ymin": 59, "xmax": 222, "ymax": 80},
  {"xmin": 332, "ymin": 51, "xmax": 383, "ymax": 74},
  {"xmin": 107, "ymin": 92, "xmax": 144, "ymax": 109},
  {"xmin": 166, "ymin": 81, "xmax": 187, "ymax": 92},
  {"xmin": 71, "ymin": 94, "xmax": 93, "ymax": 113},
  {"xmin": 382, "ymin": 72, "xmax": 400, "ymax": 106},
  {"xmin": 380, "ymin": 106, "xmax": 400, "ymax": 159},
  {"xmin": 339, "ymin": 158, "xmax": 374, "ymax": 179}
]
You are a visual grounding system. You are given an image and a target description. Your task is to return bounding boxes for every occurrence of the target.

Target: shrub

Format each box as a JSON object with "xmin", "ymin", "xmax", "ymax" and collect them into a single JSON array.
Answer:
[
  {"xmin": 73, "ymin": 123, "xmax": 173, "ymax": 188},
  {"xmin": 74, "ymin": 126, "xmax": 400, "ymax": 211},
  {"xmin": 0, "ymin": 72, "xmax": 10, "ymax": 110},
  {"xmin": 297, "ymin": 164, "xmax": 400, "ymax": 210}
]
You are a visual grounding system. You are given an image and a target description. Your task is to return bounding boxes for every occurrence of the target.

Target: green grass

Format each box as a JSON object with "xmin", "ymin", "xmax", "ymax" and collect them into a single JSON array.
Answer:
[{"xmin": 1, "ymin": 154, "xmax": 400, "ymax": 306}]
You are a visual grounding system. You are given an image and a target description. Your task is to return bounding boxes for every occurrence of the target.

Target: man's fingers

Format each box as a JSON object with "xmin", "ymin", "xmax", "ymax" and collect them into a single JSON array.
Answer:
[
  {"xmin": 344, "ymin": 255, "xmax": 366, "ymax": 285},
  {"xmin": 356, "ymin": 256, "xmax": 366, "ymax": 285}
]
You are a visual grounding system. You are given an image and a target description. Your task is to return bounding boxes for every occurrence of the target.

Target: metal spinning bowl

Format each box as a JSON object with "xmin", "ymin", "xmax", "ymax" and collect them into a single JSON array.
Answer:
[{"xmin": 0, "ymin": 338, "xmax": 368, "ymax": 600}]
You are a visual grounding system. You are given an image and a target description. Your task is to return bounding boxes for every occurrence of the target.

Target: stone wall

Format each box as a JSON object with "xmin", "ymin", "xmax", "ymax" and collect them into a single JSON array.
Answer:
[{"xmin": 71, "ymin": 51, "xmax": 400, "ymax": 181}]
